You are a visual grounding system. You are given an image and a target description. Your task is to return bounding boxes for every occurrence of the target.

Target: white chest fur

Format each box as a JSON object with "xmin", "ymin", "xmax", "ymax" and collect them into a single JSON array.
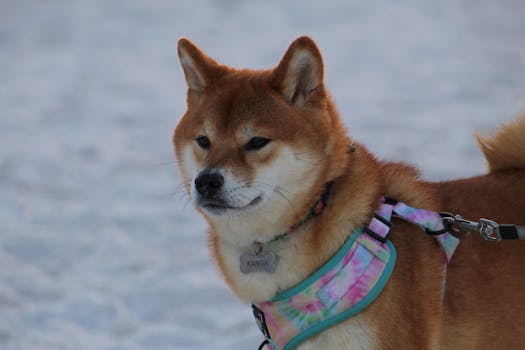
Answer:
[
  {"xmin": 298, "ymin": 315, "xmax": 377, "ymax": 350},
  {"xmin": 219, "ymin": 240, "xmax": 378, "ymax": 350}
]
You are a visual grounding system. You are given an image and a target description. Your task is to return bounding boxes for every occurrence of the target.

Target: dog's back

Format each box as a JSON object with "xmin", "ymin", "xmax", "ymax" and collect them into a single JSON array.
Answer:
[{"xmin": 438, "ymin": 115, "xmax": 525, "ymax": 349}]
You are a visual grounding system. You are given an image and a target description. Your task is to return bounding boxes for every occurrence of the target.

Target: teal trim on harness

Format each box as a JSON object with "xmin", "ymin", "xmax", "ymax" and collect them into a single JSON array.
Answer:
[
  {"xmin": 283, "ymin": 239, "xmax": 396, "ymax": 350},
  {"xmin": 258, "ymin": 229, "xmax": 397, "ymax": 350},
  {"xmin": 271, "ymin": 228, "xmax": 363, "ymax": 302}
]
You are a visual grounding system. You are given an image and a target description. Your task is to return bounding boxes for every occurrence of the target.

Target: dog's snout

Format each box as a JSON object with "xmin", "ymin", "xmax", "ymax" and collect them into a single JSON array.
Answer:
[{"xmin": 195, "ymin": 171, "xmax": 224, "ymax": 198}]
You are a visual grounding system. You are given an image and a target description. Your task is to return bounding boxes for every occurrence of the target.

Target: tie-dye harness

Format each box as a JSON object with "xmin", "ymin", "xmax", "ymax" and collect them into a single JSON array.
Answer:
[{"xmin": 253, "ymin": 199, "xmax": 460, "ymax": 350}]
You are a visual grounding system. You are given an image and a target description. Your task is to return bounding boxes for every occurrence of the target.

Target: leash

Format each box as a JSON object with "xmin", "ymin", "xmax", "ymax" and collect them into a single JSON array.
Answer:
[
  {"xmin": 441, "ymin": 213, "xmax": 525, "ymax": 242},
  {"xmin": 383, "ymin": 196, "xmax": 525, "ymax": 243}
]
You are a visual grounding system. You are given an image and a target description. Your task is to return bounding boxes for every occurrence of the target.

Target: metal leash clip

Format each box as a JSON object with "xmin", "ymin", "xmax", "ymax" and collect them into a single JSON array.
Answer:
[{"xmin": 441, "ymin": 214, "xmax": 501, "ymax": 242}]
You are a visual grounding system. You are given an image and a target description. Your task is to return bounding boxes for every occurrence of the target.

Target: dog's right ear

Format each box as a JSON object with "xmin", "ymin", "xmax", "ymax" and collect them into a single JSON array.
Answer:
[{"xmin": 177, "ymin": 38, "xmax": 223, "ymax": 93}]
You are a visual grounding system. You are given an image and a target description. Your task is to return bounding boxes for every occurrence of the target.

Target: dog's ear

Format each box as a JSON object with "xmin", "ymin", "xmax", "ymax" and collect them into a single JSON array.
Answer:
[
  {"xmin": 271, "ymin": 36, "xmax": 325, "ymax": 107},
  {"xmin": 177, "ymin": 38, "xmax": 224, "ymax": 93}
]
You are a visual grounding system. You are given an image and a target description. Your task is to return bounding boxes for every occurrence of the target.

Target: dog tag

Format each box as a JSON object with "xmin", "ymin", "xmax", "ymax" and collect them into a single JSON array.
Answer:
[{"xmin": 240, "ymin": 243, "xmax": 276, "ymax": 274}]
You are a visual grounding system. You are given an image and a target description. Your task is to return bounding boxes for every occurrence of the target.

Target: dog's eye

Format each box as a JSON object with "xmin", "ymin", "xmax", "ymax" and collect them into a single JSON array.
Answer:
[
  {"xmin": 195, "ymin": 135, "xmax": 211, "ymax": 149},
  {"xmin": 245, "ymin": 137, "xmax": 271, "ymax": 151}
]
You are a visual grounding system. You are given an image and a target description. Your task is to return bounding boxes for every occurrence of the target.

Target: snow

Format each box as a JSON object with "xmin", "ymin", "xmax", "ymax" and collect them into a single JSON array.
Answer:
[{"xmin": 1, "ymin": 1, "xmax": 525, "ymax": 349}]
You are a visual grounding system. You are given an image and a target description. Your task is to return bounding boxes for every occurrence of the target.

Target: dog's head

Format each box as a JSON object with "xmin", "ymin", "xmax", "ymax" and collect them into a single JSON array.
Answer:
[{"xmin": 173, "ymin": 37, "xmax": 349, "ymax": 243}]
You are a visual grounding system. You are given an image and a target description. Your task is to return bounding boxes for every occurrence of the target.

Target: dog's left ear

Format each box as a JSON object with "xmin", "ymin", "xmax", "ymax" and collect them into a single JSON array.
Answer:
[{"xmin": 271, "ymin": 36, "xmax": 325, "ymax": 107}]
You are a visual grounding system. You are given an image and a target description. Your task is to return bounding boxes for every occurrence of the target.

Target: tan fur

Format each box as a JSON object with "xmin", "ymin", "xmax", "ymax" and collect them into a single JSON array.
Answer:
[
  {"xmin": 477, "ymin": 113, "xmax": 525, "ymax": 171},
  {"xmin": 173, "ymin": 36, "xmax": 525, "ymax": 349}
]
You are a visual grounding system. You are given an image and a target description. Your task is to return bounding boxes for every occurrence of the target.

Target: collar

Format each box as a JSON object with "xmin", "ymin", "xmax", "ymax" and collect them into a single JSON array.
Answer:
[
  {"xmin": 252, "ymin": 199, "xmax": 459, "ymax": 350},
  {"xmin": 267, "ymin": 181, "xmax": 334, "ymax": 244},
  {"xmin": 240, "ymin": 182, "xmax": 334, "ymax": 275}
]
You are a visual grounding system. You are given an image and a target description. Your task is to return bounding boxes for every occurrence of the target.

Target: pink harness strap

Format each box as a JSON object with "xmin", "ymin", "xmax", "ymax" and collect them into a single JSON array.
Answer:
[{"xmin": 367, "ymin": 199, "xmax": 459, "ymax": 262}]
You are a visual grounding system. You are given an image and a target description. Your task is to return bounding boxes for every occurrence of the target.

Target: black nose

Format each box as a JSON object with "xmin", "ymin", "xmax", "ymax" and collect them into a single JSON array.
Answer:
[{"xmin": 195, "ymin": 171, "xmax": 224, "ymax": 198}]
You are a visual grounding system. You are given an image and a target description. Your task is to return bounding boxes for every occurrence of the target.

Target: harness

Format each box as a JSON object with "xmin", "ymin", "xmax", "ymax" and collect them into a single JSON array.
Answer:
[{"xmin": 251, "ymin": 197, "xmax": 525, "ymax": 350}]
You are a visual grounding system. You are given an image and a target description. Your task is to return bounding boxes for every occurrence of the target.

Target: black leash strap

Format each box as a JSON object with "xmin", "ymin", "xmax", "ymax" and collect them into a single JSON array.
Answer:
[
  {"xmin": 499, "ymin": 224, "xmax": 525, "ymax": 240},
  {"xmin": 441, "ymin": 213, "xmax": 525, "ymax": 242},
  {"xmin": 258, "ymin": 339, "xmax": 270, "ymax": 350}
]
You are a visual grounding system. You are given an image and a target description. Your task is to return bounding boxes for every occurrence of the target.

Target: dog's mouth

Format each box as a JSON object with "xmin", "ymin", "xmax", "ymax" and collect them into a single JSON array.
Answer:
[{"xmin": 199, "ymin": 195, "xmax": 263, "ymax": 215}]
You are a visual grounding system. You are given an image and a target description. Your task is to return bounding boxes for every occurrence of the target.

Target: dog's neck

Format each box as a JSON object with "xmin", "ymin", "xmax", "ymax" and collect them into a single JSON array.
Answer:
[{"xmin": 208, "ymin": 145, "xmax": 383, "ymax": 302}]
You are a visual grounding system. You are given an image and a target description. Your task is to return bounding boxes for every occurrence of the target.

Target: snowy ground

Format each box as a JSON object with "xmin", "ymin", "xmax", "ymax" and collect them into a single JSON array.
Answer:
[{"xmin": 1, "ymin": 1, "xmax": 525, "ymax": 349}]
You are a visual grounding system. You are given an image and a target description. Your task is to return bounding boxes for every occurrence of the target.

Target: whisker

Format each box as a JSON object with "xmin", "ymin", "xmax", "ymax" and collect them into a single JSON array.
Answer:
[
  {"xmin": 293, "ymin": 152, "xmax": 324, "ymax": 166},
  {"xmin": 150, "ymin": 157, "xmax": 186, "ymax": 167},
  {"xmin": 182, "ymin": 197, "xmax": 194, "ymax": 211},
  {"xmin": 275, "ymin": 186, "xmax": 296, "ymax": 212},
  {"xmin": 168, "ymin": 181, "xmax": 192, "ymax": 200}
]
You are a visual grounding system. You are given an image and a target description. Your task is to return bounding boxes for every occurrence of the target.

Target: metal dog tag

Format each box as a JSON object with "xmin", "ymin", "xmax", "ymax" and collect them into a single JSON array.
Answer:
[{"xmin": 240, "ymin": 243, "xmax": 276, "ymax": 274}]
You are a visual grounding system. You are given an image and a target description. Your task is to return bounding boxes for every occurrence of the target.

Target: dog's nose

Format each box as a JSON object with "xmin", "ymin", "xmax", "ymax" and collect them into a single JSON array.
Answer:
[{"xmin": 195, "ymin": 171, "xmax": 224, "ymax": 198}]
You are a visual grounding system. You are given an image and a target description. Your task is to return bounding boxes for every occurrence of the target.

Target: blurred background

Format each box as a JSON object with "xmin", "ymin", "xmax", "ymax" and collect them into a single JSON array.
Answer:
[{"xmin": 1, "ymin": 1, "xmax": 524, "ymax": 349}]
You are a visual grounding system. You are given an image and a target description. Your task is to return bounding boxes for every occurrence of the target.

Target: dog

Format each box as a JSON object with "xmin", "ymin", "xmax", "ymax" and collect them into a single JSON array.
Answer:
[{"xmin": 173, "ymin": 36, "xmax": 525, "ymax": 349}]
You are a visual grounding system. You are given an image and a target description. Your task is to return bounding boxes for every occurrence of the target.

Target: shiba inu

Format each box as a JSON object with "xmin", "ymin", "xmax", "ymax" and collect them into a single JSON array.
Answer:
[{"xmin": 173, "ymin": 36, "xmax": 525, "ymax": 349}]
